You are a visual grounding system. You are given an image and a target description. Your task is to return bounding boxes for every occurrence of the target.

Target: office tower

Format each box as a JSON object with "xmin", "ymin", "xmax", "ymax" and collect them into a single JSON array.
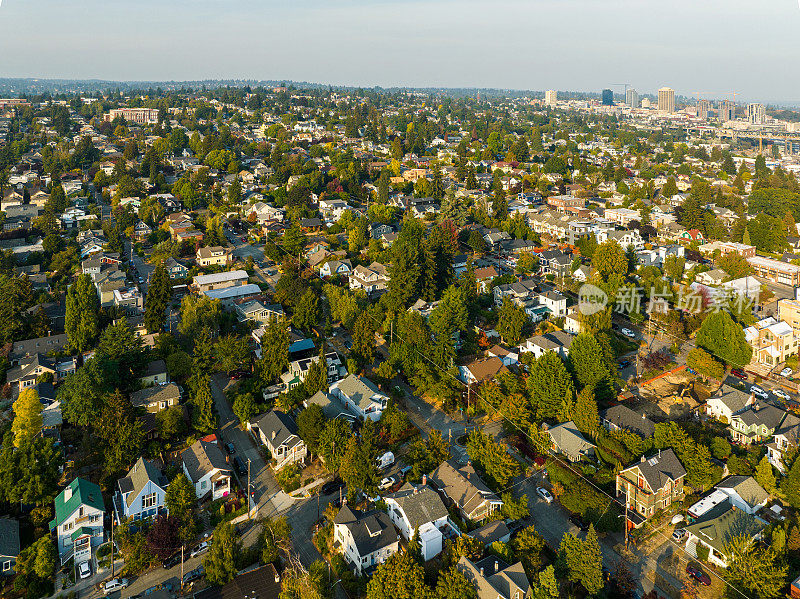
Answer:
[
  {"xmin": 718, "ymin": 100, "xmax": 735, "ymax": 121},
  {"xmin": 641, "ymin": 97, "xmax": 652, "ymax": 109},
  {"xmin": 698, "ymin": 99, "xmax": 711, "ymax": 120},
  {"xmin": 626, "ymin": 88, "xmax": 639, "ymax": 108},
  {"xmin": 657, "ymin": 87, "xmax": 675, "ymax": 113},
  {"xmin": 601, "ymin": 89, "xmax": 614, "ymax": 106},
  {"xmin": 748, "ymin": 103, "xmax": 766, "ymax": 124},
  {"xmin": 545, "ymin": 90, "xmax": 557, "ymax": 107}
]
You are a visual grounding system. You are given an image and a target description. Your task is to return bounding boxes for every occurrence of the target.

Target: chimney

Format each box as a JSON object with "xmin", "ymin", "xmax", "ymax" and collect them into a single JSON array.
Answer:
[
  {"xmin": 275, "ymin": 571, "xmax": 280, "ymax": 584},
  {"xmin": 640, "ymin": 455, "xmax": 645, "ymax": 463},
  {"xmin": 422, "ymin": 474, "xmax": 427, "ymax": 486},
  {"xmin": 272, "ymin": 430, "xmax": 277, "ymax": 440},
  {"xmin": 480, "ymin": 567, "xmax": 484, "ymax": 576},
  {"xmin": 494, "ymin": 561, "xmax": 499, "ymax": 573},
  {"xmin": 64, "ymin": 486, "xmax": 72, "ymax": 501}
]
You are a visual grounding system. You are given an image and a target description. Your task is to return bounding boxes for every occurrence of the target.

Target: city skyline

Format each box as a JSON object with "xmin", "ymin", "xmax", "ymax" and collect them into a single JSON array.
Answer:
[{"xmin": 1, "ymin": 0, "xmax": 800, "ymax": 104}]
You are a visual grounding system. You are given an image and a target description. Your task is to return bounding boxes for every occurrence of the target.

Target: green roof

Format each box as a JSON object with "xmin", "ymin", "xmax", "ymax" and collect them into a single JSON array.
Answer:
[
  {"xmin": 50, "ymin": 478, "xmax": 104, "ymax": 529},
  {"xmin": 70, "ymin": 526, "xmax": 94, "ymax": 542}
]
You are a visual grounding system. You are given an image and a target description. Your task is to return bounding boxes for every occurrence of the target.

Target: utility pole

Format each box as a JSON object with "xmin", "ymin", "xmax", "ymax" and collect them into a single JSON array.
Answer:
[
  {"xmin": 180, "ymin": 545, "xmax": 185, "ymax": 589},
  {"xmin": 624, "ymin": 501, "xmax": 629, "ymax": 548},
  {"xmin": 110, "ymin": 524, "xmax": 115, "ymax": 578},
  {"xmin": 247, "ymin": 458, "xmax": 252, "ymax": 515}
]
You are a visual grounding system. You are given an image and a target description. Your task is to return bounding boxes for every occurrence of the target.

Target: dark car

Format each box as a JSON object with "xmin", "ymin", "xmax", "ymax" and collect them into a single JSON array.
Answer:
[
  {"xmin": 686, "ymin": 564, "xmax": 711, "ymax": 586},
  {"xmin": 321, "ymin": 478, "xmax": 345, "ymax": 496},
  {"xmin": 162, "ymin": 552, "xmax": 182, "ymax": 569},
  {"xmin": 569, "ymin": 513, "xmax": 590, "ymax": 531},
  {"xmin": 225, "ymin": 442, "xmax": 236, "ymax": 455},
  {"xmin": 233, "ymin": 456, "xmax": 247, "ymax": 476},
  {"xmin": 182, "ymin": 566, "xmax": 205, "ymax": 585},
  {"xmin": 731, "ymin": 368, "xmax": 748, "ymax": 380},
  {"xmin": 618, "ymin": 359, "xmax": 631, "ymax": 369}
]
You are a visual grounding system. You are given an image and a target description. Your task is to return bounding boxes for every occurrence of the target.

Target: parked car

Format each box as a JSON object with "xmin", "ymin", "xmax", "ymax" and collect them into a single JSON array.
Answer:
[
  {"xmin": 685, "ymin": 564, "xmax": 711, "ymax": 586},
  {"xmin": 774, "ymin": 389, "xmax": 791, "ymax": 401},
  {"xmin": 620, "ymin": 328, "xmax": 635, "ymax": 338},
  {"xmin": 672, "ymin": 528, "xmax": 687, "ymax": 542},
  {"xmin": 536, "ymin": 487, "xmax": 554, "ymax": 503},
  {"xmin": 233, "ymin": 456, "xmax": 247, "ymax": 476},
  {"xmin": 751, "ymin": 385, "xmax": 769, "ymax": 399},
  {"xmin": 378, "ymin": 476, "xmax": 395, "ymax": 491},
  {"xmin": 671, "ymin": 514, "xmax": 685, "ymax": 525},
  {"xmin": 182, "ymin": 566, "xmax": 205, "ymax": 585},
  {"xmin": 731, "ymin": 368, "xmax": 748, "ymax": 380},
  {"xmin": 618, "ymin": 359, "xmax": 631, "ymax": 369},
  {"xmin": 103, "ymin": 578, "xmax": 129, "ymax": 595},
  {"xmin": 569, "ymin": 513, "xmax": 590, "ymax": 531},
  {"xmin": 321, "ymin": 478, "xmax": 345, "ymax": 495},
  {"xmin": 78, "ymin": 560, "xmax": 92, "ymax": 580},
  {"xmin": 162, "ymin": 552, "xmax": 182, "ymax": 569},
  {"xmin": 190, "ymin": 542, "xmax": 209, "ymax": 558},
  {"xmin": 781, "ymin": 367, "xmax": 794, "ymax": 378}
]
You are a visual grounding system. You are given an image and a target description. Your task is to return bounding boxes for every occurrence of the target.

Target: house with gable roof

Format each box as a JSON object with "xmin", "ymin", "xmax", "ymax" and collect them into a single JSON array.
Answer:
[
  {"xmin": 181, "ymin": 438, "xmax": 232, "ymax": 500},
  {"xmin": 385, "ymin": 481, "xmax": 456, "ymax": 561},
  {"xmin": 114, "ymin": 457, "xmax": 169, "ymax": 523},
  {"xmin": 457, "ymin": 556, "xmax": 530, "ymax": 599},
  {"xmin": 50, "ymin": 478, "xmax": 105, "ymax": 565},
  {"xmin": 0, "ymin": 519, "xmax": 20, "ymax": 575},
  {"xmin": 428, "ymin": 460, "xmax": 503, "ymax": 522},
  {"xmin": 333, "ymin": 505, "xmax": 399, "ymax": 575},
  {"xmin": 616, "ymin": 449, "xmax": 686, "ymax": 525},
  {"xmin": 705, "ymin": 385, "xmax": 754, "ymax": 423},
  {"xmin": 329, "ymin": 374, "xmax": 389, "ymax": 422},
  {"xmin": 729, "ymin": 401, "xmax": 799, "ymax": 445},
  {"xmin": 249, "ymin": 410, "xmax": 307, "ymax": 470},
  {"xmin": 544, "ymin": 421, "xmax": 595, "ymax": 462}
]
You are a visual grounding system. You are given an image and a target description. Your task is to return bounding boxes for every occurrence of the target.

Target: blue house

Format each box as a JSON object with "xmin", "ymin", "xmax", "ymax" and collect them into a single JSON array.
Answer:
[{"xmin": 114, "ymin": 457, "xmax": 169, "ymax": 524}]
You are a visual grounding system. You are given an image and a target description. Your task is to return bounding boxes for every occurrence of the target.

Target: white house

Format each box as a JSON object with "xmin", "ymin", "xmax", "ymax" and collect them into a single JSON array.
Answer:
[
  {"xmin": 181, "ymin": 438, "xmax": 232, "ymax": 501},
  {"xmin": 333, "ymin": 505, "xmax": 400, "ymax": 575},
  {"xmin": 330, "ymin": 374, "xmax": 389, "ymax": 422},
  {"xmin": 521, "ymin": 331, "xmax": 574, "ymax": 359},
  {"xmin": 49, "ymin": 478, "xmax": 105, "ymax": 566},
  {"xmin": 249, "ymin": 410, "xmax": 308, "ymax": 471},
  {"xmin": 114, "ymin": 457, "xmax": 169, "ymax": 524},
  {"xmin": 385, "ymin": 482, "xmax": 455, "ymax": 561},
  {"xmin": 537, "ymin": 290, "xmax": 568, "ymax": 317},
  {"xmin": 705, "ymin": 385, "xmax": 753, "ymax": 423}
]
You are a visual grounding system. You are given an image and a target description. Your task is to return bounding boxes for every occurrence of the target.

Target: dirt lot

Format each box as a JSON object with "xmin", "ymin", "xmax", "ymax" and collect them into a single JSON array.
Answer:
[{"xmin": 634, "ymin": 370, "xmax": 717, "ymax": 420}]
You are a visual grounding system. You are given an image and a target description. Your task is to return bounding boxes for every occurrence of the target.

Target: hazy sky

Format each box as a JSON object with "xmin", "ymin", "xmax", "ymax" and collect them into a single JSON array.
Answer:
[{"xmin": 1, "ymin": 0, "xmax": 799, "ymax": 103}]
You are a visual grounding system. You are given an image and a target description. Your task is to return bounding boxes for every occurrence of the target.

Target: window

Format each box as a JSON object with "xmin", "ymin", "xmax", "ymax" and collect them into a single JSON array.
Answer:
[
  {"xmin": 201, "ymin": 481, "xmax": 207, "ymax": 489},
  {"xmin": 142, "ymin": 493, "xmax": 157, "ymax": 509},
  {"xmin": 2, "ymin": 560, "xmax": 10, "ymax": 572},
  {"xmin": 78, "ymin": 507, "xmax": 84, "ymax": 518}
]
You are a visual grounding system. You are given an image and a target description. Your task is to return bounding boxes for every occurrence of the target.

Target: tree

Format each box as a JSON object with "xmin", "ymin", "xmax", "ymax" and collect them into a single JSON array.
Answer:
[
  {"xmin": 318, "ymin": 419, "xmax": 350, "ymax": 473},
  {"xmin": 339, "ymin": 435, "xmax": 379, "ymax": 496},
  {"xmin": 257, "ymin": 319, "xmax": 289, "ymax": 384},
  {"xmin": 558, "ymin": 526, "xmax": 603, "ymax": 596},
  {"xmin": 0, "ymin": 435, "xmax": 62, "ymax": 506},
  {"xmin": 366, "ymin": 550, "xmax": 430, "ymax": 599},
  {"xmin": 710, "ymin": 437, "xmax": 732, "ymax": 459},
  {"xmin": 527, "ymin": 351, "xmax": 575, "ymax": 420},
  {"xmin": 259, "ymin": 516, "xmax": 291, "ymax": 564},
  {"xmin": 511, "ymin": 525, "xmax": 546, "ymax": 579},
  {"xmin": 497, "ymin": 298, "xmax": 527, "ymax": 346},
  {"xmin": 755, "ymin": 455, "xmax": 777, "ymax": 493},
  {"xmin": 724, "ymin": 534, "xmax": 787, "ymax": 599},
  {"xmin": 695, "ymin": 310, "xmax": 752, "ymax": 367},
  {"xmin": 165, "ymin": 473, "xmax": 196, "ymax": 525},
  {"xmin": 13, "ymin": 535, "xmax": 55, "ymax": 599},
  {"xmin": 569, "ymin": 333, "xmax": 611, "ymax": 390},
  {"xmin": 214, "ymin": 334, "xmax": 250, "ymax": 375},
  {"xmin": 572, "ymin": 386, "xmax": 599, "ymax": 437},
  {"xmin": 592, "ymin": 240, "xmax": 626, "ymax": 280},
  {"xmin": 204, "ymin": 522, "xmax": 242, "ymax": 585},
  {"xmin": 12, "ymin": 388, "xmax": 43, "ymax": 448},
  {"xmin": 292, "ymin": 289, "xmax": 320, "ymax": 333},
  {"xmin": 716, "ymin": 252, "xmax": 752, "ymax": 280},
  {"xmin": 179, "ymin": 294, "xmax": 222, "ymax": 338},
  {"xmin": 146, "ymin": 515, "xmax": 181, "ymax": 560},
  {"xmin": 57, "ymin": 359, "xmax": 113, "ymax": 427},
  {"xmin": 232, "ymin": 391, "xmax": 257, "ymax": 425},
  {"xmin": 297, "ymin": 405, "xmax": 326, "ymax": 453},
  {"xmin": 466, "ymin": 429, "xmax": 521, "ymax": 488},
  {"xmin": 192, "ymin": 376, "xmax": 217, "ymax": 433},
  {"xmin": 95, "ymin": 390, "xmax": 144, "ymax": 476},
  {"xmin": 686, "ymin": 347, "xmax": 725, "ymax": 380},
  {"xmin": 65, "ymin": 273, "xmax": 99, "ymax": 352},
  {"xmin": 145, "ymin": 263, "xmax": 171, "ymax": 333},
  {"xmin": 352, "ymin": 311, "xmax": 375, "ymax": 364},
  {"xmin": 435, "ymin": 566, "xmax": 477, "ymax": 599},
  {"xmin": 429, "ymin": 285, "xmax": 468, "ymax": 342},
  {"xmin": 280, "ymin": 559, "xmax": 331, "ymax": 599}
]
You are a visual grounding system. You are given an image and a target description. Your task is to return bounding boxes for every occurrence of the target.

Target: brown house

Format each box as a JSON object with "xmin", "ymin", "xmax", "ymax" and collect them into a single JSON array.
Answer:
[{"xmin": 616, "ymin": 448, "xmax": 686, "ymax": 526}]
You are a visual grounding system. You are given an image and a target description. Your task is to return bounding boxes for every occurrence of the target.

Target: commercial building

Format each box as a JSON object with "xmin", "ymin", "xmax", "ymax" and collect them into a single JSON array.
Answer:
[
  {"xmin": 698, "ymin": 99, "xmax": 711, "ymax": 120},
  {"xmin": 626, "ymin": 88, "xmax": 639, "ymax": 108},
  {"xmin": 657, "ymin": 87, "xmax": 675, "ymax": 113},
  {"xmin": 601, "ymin": 89, "xmax": 614, "ymax": 106},
  {"xmin": 103, "ymin": 108, "xmax": 160, "ymax": 125},
  {"xmin": 747, "ymin": 255, "xmax": 800, "ymax": 287},
  {"xmin": 718, "ymin": 100, "xmax": 736, "ymax": 122},
  {"xmin": 748, "ymin": 103, "xmax": 766, "ymax": 125},
  {"xmin": 545, "ymin": 90, "xmax": 557, "ymax": 107}
]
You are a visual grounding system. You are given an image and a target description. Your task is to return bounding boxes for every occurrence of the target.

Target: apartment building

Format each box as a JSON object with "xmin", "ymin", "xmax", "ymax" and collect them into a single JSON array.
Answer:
[
  {"xmin": 103, "ymin": 108, "xmax": 160, "ymax": 124},
  {"xmin": 604, "ymin": 207, "xmax": 641, "ymax": 227},
  {"xmin": 744, "ymin": 316, "xmax": 797, "ymax": 368}
]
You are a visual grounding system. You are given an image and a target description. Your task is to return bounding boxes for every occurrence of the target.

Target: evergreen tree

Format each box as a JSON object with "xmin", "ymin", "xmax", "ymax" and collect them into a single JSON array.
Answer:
[
  {"xmin": 527, "ymin": 351, "xmax": 575, "ymax": 421},
  {"xmin": 695, "ymin": 310, "xmax": 752, "ymax": 367},
  {"xmin": 165, "ymin": 472, "xmax": 197, "ymax": 526},
  {"xmin": 569, "ymin": 333, "xmax": 611, "ymax": 390},
  {"xmin": 755, "ymin": 455, "xmax": 777, "ymax": 493},
  {"xmin": 65, "ymin": 273, "xmax": 100, "ymax": 353},
  {"xmin": 572, "ymin": 385, "xmax": 599, "ymax": 437},
  {"xmin": 192, "ymin": 376, "xmax": 217, "ymax": 433},
  {"xmin": 145, "ymin": 263, "xmax": 171, "ymax": 334},
  {"xmin": 497, "ymin": 298, "xmax": 527, "ymax": 346},
  {"xmin": 203, "ymin": 522, "xmax": 241, "ymax": 585}
]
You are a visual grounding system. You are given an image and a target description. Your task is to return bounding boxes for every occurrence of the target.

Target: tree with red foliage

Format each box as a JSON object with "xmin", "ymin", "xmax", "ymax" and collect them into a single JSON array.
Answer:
[{"xmin": 146, "ymin": 515, "xmax": 181, "ymax": 560}]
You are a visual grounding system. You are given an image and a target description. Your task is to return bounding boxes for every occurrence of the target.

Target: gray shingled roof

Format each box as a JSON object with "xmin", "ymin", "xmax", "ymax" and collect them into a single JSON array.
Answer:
[
  {"xmin": 716, "ymin": 475, "xmax": 769, "ymax": 510},
  {"xmin": 623, "ymin": 448, "xmax": 686, "ymax": 492},
  {"xmin": 387, "ymin": 483, "xmax": 448, "ymax": 531},
  {"xmin": 601, "ymin": 404, "xmax": 655, "ymax": 438},
  {"xmin": 429, "ymin": 460, "xmax": 498, "ymax": 517},
  {"xmin": 118, "ymin": 457, "xmax": 168, "ymax": 507},
  {"xmin": 251, "ymin": 410, "xmax": 300, "ymax": 449},
  {"xmin": 181, "ymin": 439, "xmax": 230, "ymax": 482},
  {"xmin": 0, "ymin": 519, "xmax": 19, "ymax": 558},
  {"xmin": 334, "ymin": 375, "xmax": 386, "ymax": 411},
  {"xmin": 129, "ymin": 383, "xmax": 180, "ymax": 408},
  {"xmin": 334, "ymin": 505, "xmax": 397, "ymax": 557}
]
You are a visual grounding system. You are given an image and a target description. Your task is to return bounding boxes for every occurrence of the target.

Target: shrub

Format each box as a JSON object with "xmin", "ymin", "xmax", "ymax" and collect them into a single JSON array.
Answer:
[{"xmin": 696, "ymin": 543, "xmax": 710, "ymax": 562}]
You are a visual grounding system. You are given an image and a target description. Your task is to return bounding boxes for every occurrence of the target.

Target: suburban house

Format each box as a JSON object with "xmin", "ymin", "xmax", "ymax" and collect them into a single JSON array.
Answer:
[
  {"xmin": 193, "ymin": 563, "xmax": 281, "ymax": 599},
  {"xmin": 467, "ymin": 520, "xmax": 511, "ymax": 549},
  {"xmin": 50, "ymin": 478, "xmax": 105, "ymax": 565},
  {"xmin": 249, "ymin": 410, "xmax": 307, "ymax": 471},
  {"xmin": 600, "ymin": 405, "xmax": 656, "ymax": 439},
  {"xmin": 768, "ymin": 420, "xmax": 800, "ymax": 473},
  {"xmin": 474, "ymin": 266, "xmax": 500, "ymax": 293},
  {"xmin": 304, "ymin": 391, "xmax": 357, "ymax": 424},
  {"xmin": 235, "ymin": 300, "xmax": 284, "ymax": 325},
  {"xmin": 165, "ymin": 257, "xmax": 189, "ymax": 279},
  {"xmin": 181, "ymin": 438, "xmax": 232, "ymax": 500},
  {"xmin": 429, "ymin": 460, "xmax": 503, "ymax": 522},
  {"xmin": 333, "ymin": 505, "xmax": 400, "ymax": 575},
  {"xmin": 114, "ymin": 457, "xmax": 169, "ymax": 523},
  {"xmin": 130, "ymin": 383, "xmax": 181, "ymax": 413},
  {"xmin": 744, "ymin": 317, "xmax": 798, "ymax": 369},
  {"xmin": 457, "ymin": 556, "xmax": 530, "ymax": 599},
  {"xmin": 616, "ymin": 449, "xmax": 686, "ymax": 525},
  {"xmin": 705, "ymin": 385, "xmax": 753, "ymax": 423},
  {"xmin": 6, "ymin": 353, "xmax": 77, "ymax": 394},
  {"xmin": 196, "ymin": 246, "xmax": 232, "ymax": 267},
  {"xmin": 712, "ymin": 476, "xmax": 769, "ymax": 515},
  {"xmin": 192, "ymin": 270, "xmax": 249, "ymax": 293},
  {"xmin": 280, "ymin": 351, "xmax": 345, "ymax": 390},
  {"xmin": 319, "ymin": 259, "xmax": 352, "ymax": 278},
  {"xmin": 729, "ymin": 401, "xmax": 799, "ymax": 445},
  {"xmin": 9, "ymin": 333, "xmax": 68, "ymax": 364},
  {"xmin": 329, "ymin": 374, "xmax": 389, "ymax": 422},
  {"xmin": 684, "ymin": 503, "xmax": 764, "ymax": 568},
  {"xmin": 0, "ymin": 519, "xmax": 19, "ymax": 575},
  {"xmin": 521, "ymin": 331, "xmax": 574, "ymax": 359},
  {"xmin": 459, "ymin": 356, "xmax": 507, "ymax": 386},
  {"xmin": 385, "ymin": 481, "xmax": 455, "ymax": 561},
  {"xmin": 140, "ymin": 359, "xmax": 168, "ymax": 386},
  {"xmin": 544, "ymin": 421, "xmax": 595, "ymax": 462},
  {"xmin": 349, "ymin": 262, "xmax": 390, "ymax": 294},
  {"xmin": 696, "ymin": 268, "xmax": 726, "ymax": 286}
]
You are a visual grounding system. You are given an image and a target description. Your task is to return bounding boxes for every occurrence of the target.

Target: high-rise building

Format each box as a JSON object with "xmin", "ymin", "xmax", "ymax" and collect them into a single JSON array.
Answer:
[
  {"xmin": 625, "ymin": 88, "xmax": 639, "ymax": 108},
  {"xmin": 641, "ymin": 97, "xmax": 652, "ymax": 109},
  {"xmin": 718, "ymin": 100, "xmax": 735, "ymax": 122},
  {"xmin": 545, "ymin": 90, "xmax": 558, "ymax": 107},
  {"xmin": 657, "ymin": 87, "xmax": 675, "ymax": 113},
  {"xmin": 748, "ymin": 103, "xmax": 766, "ymax": 125},
  {"xmin": 697, "ymin": 99, "xmax": 711, "ymax": 120},
  {"xmin": 601, "ymin": 89, "xmax": 614, "ymax": 106}
]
